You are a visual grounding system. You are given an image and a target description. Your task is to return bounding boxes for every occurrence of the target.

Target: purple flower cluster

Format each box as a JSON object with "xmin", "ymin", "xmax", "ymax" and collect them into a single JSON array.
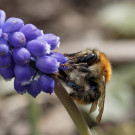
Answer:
[{"xmin": 0, "ymin": 9, "xmax": 68, "ymax": 97}]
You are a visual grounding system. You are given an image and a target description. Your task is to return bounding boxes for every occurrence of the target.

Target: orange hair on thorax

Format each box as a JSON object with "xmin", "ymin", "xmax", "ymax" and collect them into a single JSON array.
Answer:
[{"xmin": 100, "ymin": 52, "xmax": 112, "ymax": 82}]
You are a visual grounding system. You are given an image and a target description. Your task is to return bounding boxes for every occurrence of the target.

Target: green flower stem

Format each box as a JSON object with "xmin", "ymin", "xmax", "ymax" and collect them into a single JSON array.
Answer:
[
  {"xmin": 28, "ymin": 96, "xmax": 39, "ymax": 135},
  {"xmin": 54, "ymin": 77, "xmax": 92, "ymax": 135}
]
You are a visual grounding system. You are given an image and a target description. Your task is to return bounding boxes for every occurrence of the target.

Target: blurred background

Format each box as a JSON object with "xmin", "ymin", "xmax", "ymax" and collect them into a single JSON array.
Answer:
[{"xmin": 0, "ymin": 0, "xmax": 135, "ymax": 135}]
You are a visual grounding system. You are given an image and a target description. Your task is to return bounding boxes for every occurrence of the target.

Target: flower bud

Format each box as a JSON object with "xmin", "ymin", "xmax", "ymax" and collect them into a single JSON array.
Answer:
[
  {"xmin": 14, "ymin": 78, "xmax": 30, "ymax": 95},
  {"xmin": 0, "ymin": 29, "xmax": 2, "ymax": 38},
  {"xmin": 27, "ymin": 39, "xmax": 50, "ymax": 57},
  {"xmin": 20, "ymin": 24, "xmax": 41, "ymax": 41},
  {"xmin": 0, "ymin": 9, "xmax": 6, "ymax": 28},
  {"xmin": 2, "ymin": 32, "xmax": 8, "ymax": 40},
  {"xmin": 0, "ymin": 37, "xmax": 9, "ymax": 56},
  {"xmin": 0, "ymin": 65, "xmax": 14, "ymax": 80},
  {"xmin": 0, "ymin": 43, "xmax": 9, "ymax": 56},
  {"xmin": 37, "ymin": 29, "xmax": 44, "ymax": 36},
  {"xmin": 8, "ymin": 32, "xmax": 26, "ymax": 47},
  {"xmin": 0, "ymin": 52, "xmax": 12, "ymax": 68},
  {"xmin": 38, "ymin": 75, "xmax": 54, "ymax": 94},
  {"xmin": 13, "ymin": 47, "xmax": 31, "ymax": 65},
  {"xmin": 51, "ymin": 53, "xmax": 69, "ymax": 71},
  {"xmin": 0, "ymin": 38, "xmax": 7, "ymax": 44},
  {"xmin": 36, "ymin": 56, "xmax": 60, "ymax": 74},
  {"xmin": 51, "ymin": 53, "xmax": 68, "ymax": 64},
  {"xmin": 2, "ymin": 17, "xmax": 24, "ymax": 33},
  {"xmin": 14, "ymin": 64, "xmax": 32, "ymax": 83},
  {"xmin": 37, "ymin": 33, "xmax": 60, "ymax": 50},
  {"xmin": 27, "ymin": 80, "xmax": 41, "ymax": 98}
]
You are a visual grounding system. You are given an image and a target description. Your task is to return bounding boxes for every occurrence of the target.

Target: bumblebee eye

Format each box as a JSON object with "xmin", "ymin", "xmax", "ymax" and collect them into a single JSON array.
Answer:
[
  {"xmin": 86, "ymin": 52, "xmax": 97, "ymax": 65},
  {"xmin": 76, "ymin": 52, "xmax": 97, "ymax": 64},
  {"xmin": 85, "ymin": 53, "xmax": 95, "ymax": 61}
]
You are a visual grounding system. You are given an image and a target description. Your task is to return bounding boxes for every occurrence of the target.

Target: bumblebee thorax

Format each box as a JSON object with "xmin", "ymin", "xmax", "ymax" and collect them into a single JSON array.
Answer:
[{"xmin": 100, "ymin": 53, "xmax": 112, "ymax": 82}]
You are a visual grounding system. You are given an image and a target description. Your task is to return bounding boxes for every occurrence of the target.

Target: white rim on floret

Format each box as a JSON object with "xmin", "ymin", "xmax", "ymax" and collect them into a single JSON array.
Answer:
[
  {"xmin": 55, "ymin": 61, "xmax": 60, "ymax": 72},
  {"xmin": 46, "ymin": 43, "xmax": 51, "ymax": 54},
  {"xmin": 40, "ymin": 30, "xmax": 44, "ymax": 35},
  {"xmin": 57, "ymin": 41, "xmax": 60, "ymax": 48},
  {"xmin": 0, "ymin": 29, "xmax": 2, "ymax": 37},
  {"xmin": 21, "ymin": 80, "xmax": 31, "ymax": 86},
  {"xmin": 56, "ymin": 61, "xmax": 60, "ymax": 67},
  {"xmin": 56, "ymin": 37, "xmax": 60, "ymax": 48}
]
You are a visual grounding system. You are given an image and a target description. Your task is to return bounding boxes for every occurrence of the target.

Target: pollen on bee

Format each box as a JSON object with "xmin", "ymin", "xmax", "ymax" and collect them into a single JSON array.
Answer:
[{"xmin": 100, "ymin": 52, "xmax": 112, "ymax": 82}]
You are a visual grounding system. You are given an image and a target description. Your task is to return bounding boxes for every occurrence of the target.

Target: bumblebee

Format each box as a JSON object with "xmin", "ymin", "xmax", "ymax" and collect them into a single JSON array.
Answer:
[{"xmin": 58, "ymin": 49, "xmax": 112, "ymax": 123}]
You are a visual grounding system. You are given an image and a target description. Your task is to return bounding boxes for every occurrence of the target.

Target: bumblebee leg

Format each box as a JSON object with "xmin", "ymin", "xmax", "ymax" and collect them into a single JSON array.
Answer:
[
  {"xmin": 89, "ymin": 100, "xmax": 98, "ymax": 113},
  {"xmin": 57, "ymin": 69, "xmax": 67, "ymax": 82},
  {"xmin": 58, "ymin": 69, "xmax": 82, "ymax": 91},
  {"xmin": 64, "ymin": 52, "xmax": 80, "ymax": 57},
  {"xmin": 69, "ymin": 86, "xmax": 100, "ymax": 104},
  {"xmin": 66, "ymin": 80, "xmax": 80, "ymax": 90},
  {"xmin": 59, "ymin": 69, "xmax": 67, "ymax": 78},
  {"xmin": 69, "ymin": 91, "xmax": 90, "ymax": 104},
  {"xmin": 65, "ymin": 80, "xmax": 86, "ymax": 100},
  {"xmin": 69, "ymin": 91, "xmax": 83, "ymax": 100},
  {"xmin": 65, "ymin": 79, "xmax": 99, "ymax": 103},
  {"xmin": 58, "ymin": 67, "xmax": 76, "ymax": 81},
  {"xmin": 77, "ymin": 66, "xmax": 90, "ymax": 73},
  {"xmin": 85, "ymin": 88, "xmax": 100, "ymax": 103}
]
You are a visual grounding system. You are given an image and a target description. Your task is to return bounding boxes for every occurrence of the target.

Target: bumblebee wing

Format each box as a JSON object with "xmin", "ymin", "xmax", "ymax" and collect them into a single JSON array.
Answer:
[
  {"xmin": 89, "ymin": 100, "xmax": 98, "ymax": 113},
  {"xmin": 96, "ymin": 76, "xmax": 106, "ymax": 123},
  {"xmin": 96, "ymin": 96, "xmax": 105, "ymax": 123}
]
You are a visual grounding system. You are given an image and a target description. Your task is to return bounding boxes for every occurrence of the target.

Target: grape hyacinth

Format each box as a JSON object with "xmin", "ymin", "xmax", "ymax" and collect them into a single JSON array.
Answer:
[{"xmin": 0, "ymin": 9, "xmax": 68, "ymax": 98}]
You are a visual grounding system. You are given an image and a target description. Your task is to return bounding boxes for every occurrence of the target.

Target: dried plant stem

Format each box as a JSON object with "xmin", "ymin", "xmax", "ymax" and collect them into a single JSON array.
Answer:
[{"xmin": 54, "ymin": 77, "xmax": 92, "ymax": 135}]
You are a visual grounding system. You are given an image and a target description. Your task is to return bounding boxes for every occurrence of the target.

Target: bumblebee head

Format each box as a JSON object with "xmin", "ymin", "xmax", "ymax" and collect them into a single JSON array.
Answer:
[{"xmin": 78, "ymin": 49, "xmax": 112, "ymax": 82}]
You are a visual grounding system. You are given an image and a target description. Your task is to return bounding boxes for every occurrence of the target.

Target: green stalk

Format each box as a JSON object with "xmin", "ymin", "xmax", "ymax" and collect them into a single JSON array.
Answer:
[
  {"xmin": 28, "ymin": 96, "xmax": 39, "ymax": 135},
  {"xmin": 54, "ymin": 77, "xmax": 92, "ymax": 135}
]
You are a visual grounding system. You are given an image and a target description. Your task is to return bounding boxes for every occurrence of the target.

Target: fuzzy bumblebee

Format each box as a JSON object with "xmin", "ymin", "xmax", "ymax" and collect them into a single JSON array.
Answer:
[{"xmin": 58, "ymin": 49, "xmax": 112, "ymax": 123}]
